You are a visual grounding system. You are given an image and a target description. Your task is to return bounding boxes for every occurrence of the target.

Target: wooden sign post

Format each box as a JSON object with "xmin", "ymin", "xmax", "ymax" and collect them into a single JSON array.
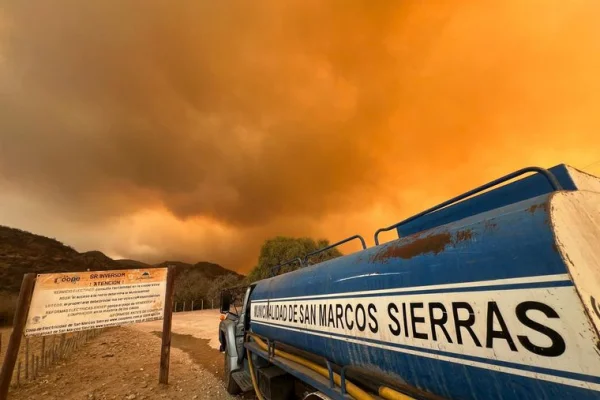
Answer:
[
  {"xmin": 159, "ymin": 266, "xmax": 176, "ymax": 384},
  {"xmin": 0, "ymin": 273, "xmax": 36, "ymax": 400}
]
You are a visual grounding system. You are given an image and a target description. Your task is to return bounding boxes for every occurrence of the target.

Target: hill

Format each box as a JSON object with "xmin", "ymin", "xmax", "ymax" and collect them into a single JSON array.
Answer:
[
  {"xmin": 0, "ymin": 225, "xmax": 244, "ymax": 324},
  {"xmin": 154, "ymin": 260, "xmax": 243, "ymax": 280}
]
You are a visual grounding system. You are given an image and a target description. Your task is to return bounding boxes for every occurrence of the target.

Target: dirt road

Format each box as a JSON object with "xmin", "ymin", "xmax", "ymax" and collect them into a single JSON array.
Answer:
[
  {"xmin": 134, "ymin": 309, "xmax": 223, "ymax": 350},
  {"xmin": 133, "ymin": 309, "xmax": 228, "ymax": 381}
]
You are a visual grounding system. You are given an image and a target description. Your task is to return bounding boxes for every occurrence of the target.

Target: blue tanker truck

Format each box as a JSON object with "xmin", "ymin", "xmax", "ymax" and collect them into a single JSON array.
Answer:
[{"xmin": 218, "ymin": 163, "xmax": 600, "ymax": 400}]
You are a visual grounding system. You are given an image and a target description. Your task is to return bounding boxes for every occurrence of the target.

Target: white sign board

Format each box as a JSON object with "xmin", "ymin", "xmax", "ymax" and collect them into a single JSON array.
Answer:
[{"xmin": 24, "ymin": 268, "xmax": 168, "ymax": 337}]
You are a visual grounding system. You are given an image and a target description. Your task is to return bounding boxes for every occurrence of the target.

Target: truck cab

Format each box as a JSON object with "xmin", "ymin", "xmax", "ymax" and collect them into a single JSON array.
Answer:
[
  {"xmin": 219, "ymin": 285, "xmax": 258, "ymax": 394},
  {"xmin": 220, "ymin": 284, "xmax": 315, "ymax": 400}
]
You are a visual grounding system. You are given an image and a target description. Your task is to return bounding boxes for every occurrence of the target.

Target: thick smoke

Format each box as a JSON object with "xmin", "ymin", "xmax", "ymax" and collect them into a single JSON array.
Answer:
[{"xmin": 0, "ymin": 1, "xmax": 599, "ymax": 271}]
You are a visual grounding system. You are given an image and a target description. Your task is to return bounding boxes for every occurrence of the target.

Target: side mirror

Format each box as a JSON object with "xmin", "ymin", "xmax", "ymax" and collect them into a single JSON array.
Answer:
[{"xmin": 220, "ymin": 291, "xmax": 232, "ymax": 314}]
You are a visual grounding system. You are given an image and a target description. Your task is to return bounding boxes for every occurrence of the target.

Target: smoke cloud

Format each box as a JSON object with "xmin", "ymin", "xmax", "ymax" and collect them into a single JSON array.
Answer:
[{"xmin": 0, "ymin": 1, "xmax": 599, "ymax": 271}]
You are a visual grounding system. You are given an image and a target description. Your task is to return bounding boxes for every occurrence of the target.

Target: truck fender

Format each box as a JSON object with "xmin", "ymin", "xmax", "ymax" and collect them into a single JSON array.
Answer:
[{"xmin": 219, "ymin": 317, "xmax": 240, "ymax": 370}]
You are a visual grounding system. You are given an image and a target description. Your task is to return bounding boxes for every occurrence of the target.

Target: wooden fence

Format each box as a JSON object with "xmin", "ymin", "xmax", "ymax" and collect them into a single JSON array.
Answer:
[
  {"xmin": 0, "ymin": 328, "xmax": 104, "ymax": 388},
  {"xmin": 173, "ymin": 299, "xmax": 214, "ymax": 312},
  {"xmin": 173, "ymin": 297, "xmax": 243, "ymax": 313}
]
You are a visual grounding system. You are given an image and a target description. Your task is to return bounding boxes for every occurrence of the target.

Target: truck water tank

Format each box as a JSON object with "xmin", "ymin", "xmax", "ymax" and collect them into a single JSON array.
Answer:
[{"xmin": 249, "ymin": 185, "xmax": 600, "ymax": 399}]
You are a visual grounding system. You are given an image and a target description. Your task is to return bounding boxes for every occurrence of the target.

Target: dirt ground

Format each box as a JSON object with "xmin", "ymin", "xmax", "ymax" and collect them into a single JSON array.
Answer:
[
  {"xmin": 6, "ymin": 325, "xmax": 244, "ymax": 400},
  {"xmin": 134, "ymin": 309, "xmax": 224, "ymax": 350}
]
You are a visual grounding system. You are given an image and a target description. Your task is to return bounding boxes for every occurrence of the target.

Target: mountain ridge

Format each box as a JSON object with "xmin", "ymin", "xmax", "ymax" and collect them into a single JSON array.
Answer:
[{"xmin": 0, "ymin": 225, "xmax": 242, "ymax": 295}]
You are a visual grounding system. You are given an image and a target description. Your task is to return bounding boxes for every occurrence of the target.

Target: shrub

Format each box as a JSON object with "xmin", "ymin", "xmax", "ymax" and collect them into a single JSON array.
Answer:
[{"xmin": 0, "ymin": 291, "xmax": 18, "ymax": 326}]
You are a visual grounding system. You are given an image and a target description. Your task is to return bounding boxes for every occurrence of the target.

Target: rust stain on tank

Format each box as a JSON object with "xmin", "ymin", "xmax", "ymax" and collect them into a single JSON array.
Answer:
[
  {"xmin": 372, "ymin": 233, "xmax": 452, "ymax": 261},
  {"xmin": 484, "ymin": 220, "xmax": 498, "ymax": 232},
  {"xmin": 528, "ymin": 203, "xmax": 548, "ymax": 214},
  {"xmin": 455, "ymin": 229, "xmax": 473, "ymax": 242},
  {"xmin": 371, "ymin": 228, "xmax": 474, "ymax": 262}
]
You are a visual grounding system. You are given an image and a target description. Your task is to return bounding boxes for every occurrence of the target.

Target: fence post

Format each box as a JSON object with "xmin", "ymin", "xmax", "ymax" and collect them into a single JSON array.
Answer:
[
  {"xmin": 41, "ymin": 337, "xmax": 46, "ymax": 369},
  {"xmin": 51, "ymin": 336, "xmax": 56, "ymax": 364},
  {"xmin": 59, "ymin": 334, "xmax": 66, "ymax": 359},
  {"xmin": 0, "ymin": 273, "xmax": 36, "ymax": 400},
  {"xmin": 159, "ymin": 266, "xmax": 176, "ymax": 384},
  {"xmin": 24, "ymin": 338, "xmax": 30, "ymax": 380},
  {"xmin": 16, "ymin": 362, "xmax": 20, "ymax": 388},
  {"xmin": 201, "ymin": 299, "xmax": 203, "ymax": 310}
]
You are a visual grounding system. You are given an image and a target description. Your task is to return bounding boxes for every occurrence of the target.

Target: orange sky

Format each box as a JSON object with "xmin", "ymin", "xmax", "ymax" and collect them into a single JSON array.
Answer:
[{"xmin": 0, "ymin": 1, "xmax": 599, "ymax": 273}]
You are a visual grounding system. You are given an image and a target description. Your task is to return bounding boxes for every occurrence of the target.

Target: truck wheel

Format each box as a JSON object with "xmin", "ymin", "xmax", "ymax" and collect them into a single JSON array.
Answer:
[{"xmin": 224, "ymin": 351, "xmax": 241, "ymax": 395}]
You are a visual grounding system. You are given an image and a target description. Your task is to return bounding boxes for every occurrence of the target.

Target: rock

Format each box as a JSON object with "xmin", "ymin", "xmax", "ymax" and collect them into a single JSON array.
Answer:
[
  {"xmin": 192, "ymin": 396, "xmax": 198, "ymax": 399},
  {"xmin": 102, "ymin": 353, "xmax": 114, "ymax": 358},
  {"xmin": 125, "ymin": 394, "xmax": 136, "ymax": 400}
]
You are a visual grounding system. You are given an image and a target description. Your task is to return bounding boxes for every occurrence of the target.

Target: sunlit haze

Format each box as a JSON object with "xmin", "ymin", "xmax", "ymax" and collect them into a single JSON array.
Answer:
[{"xmin": 0, "ymin": 1, "xmax": 599, "ymax": 272}]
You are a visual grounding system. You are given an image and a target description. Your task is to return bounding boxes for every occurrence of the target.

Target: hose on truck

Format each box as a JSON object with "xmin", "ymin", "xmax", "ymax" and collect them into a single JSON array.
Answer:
[
  {"xmin": 247, "ymin": 347, "xmax": 265, "ymax": 400},
  {"xmin": 379, "ymin": 387, "xmax": 415, "ymax": 400},
  {"xmin": 247, "ymin": 333, "xmax": 413, "ymax": 400}
]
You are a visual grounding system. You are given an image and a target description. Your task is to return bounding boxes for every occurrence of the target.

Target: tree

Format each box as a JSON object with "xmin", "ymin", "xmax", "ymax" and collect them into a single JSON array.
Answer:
[
  {"xmin": 173, "ymin": 268, "xmax": 243, "ymax": 310},
  {"xmin": 246, "ymin": 236, "xmax": 342, "ymax": 283},
  {"xmin": 206, "ymin": 273, "xmax": 243, "ymax": 308},
  {"xmin": 173, "ymin": 269, "xmax": 209, "ymax": 306}
]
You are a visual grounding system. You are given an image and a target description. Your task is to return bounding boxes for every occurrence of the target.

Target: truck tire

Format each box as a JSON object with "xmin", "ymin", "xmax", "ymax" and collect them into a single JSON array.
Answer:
[{"xmin": 224, "ymin": 351, "xmax": 241, "ymax": 395}]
